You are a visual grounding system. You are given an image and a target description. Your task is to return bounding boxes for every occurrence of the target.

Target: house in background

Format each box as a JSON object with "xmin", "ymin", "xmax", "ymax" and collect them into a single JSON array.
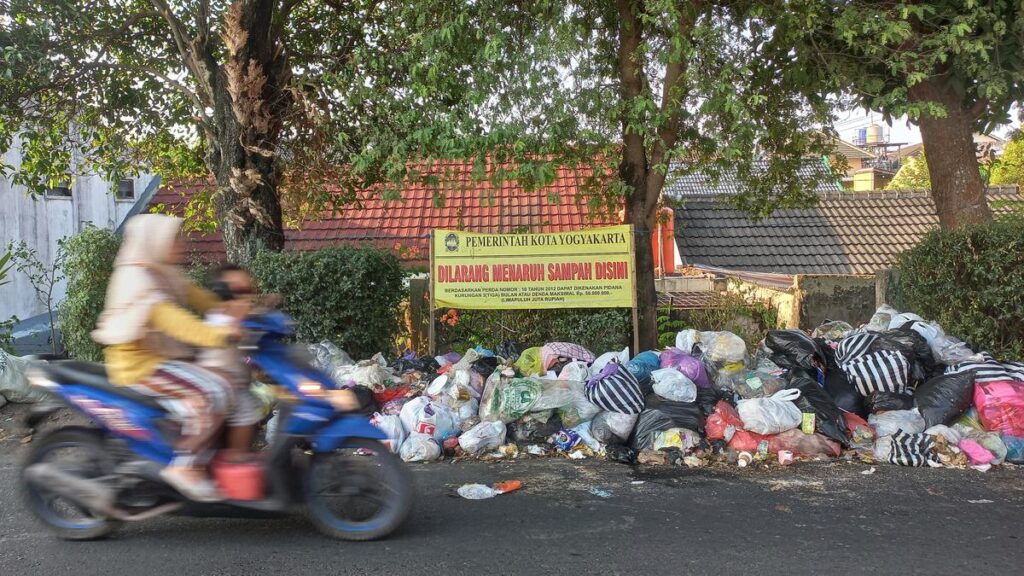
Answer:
[{"xmin": 0, "ymin": 138, "xmax": 159, "ymax": 335}]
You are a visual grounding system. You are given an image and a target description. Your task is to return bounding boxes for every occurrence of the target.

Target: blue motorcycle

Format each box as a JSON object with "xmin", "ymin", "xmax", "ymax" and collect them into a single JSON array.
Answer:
[{"xmin": 19, "ymin": 311, "xmax": 413, "ymax": 541}]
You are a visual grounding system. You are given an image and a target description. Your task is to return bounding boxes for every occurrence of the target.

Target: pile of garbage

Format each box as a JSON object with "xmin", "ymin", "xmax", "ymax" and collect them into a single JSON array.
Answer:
[{"xmin": 306, "ymin": 304, "xmax": 1024, "ymax": 470}]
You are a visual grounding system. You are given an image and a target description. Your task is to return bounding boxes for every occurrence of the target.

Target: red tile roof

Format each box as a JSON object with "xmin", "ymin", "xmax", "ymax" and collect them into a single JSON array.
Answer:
[{"xmin": 149, "ymin": 161, "xmax": 621, "ymax": 266}]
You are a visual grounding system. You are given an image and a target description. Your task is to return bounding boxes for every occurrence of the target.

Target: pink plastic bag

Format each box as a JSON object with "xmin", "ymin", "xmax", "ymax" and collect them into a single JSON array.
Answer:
[
  {"xmin": 659, "ymin": 348, "xmax": 712, "ymax": 389},
  {"xmin": 728, "ymin": 429, "xmax": 770, "ymax": 452},
  {"xmin": 974, "ymin": 380, "xmax": 1024, "ymax": 435},
  {"xmin": 959, "ymin": 438, "xmax": 997, "ymax": 465},
  {"xmin": 707, "ymin": 401, "xmax": 744, "ymax": 441},
  {"xmin": 768, "ymin": 429, "xmax": 842, "ymax": 459},
  {"xmin": 541, "ymin": 342, "xmax": 595, "ymax": 372}
]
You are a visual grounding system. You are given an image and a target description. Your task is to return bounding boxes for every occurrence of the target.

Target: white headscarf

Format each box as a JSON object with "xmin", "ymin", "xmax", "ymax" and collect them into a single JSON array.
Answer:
[{"xmin": 92, "ymin": 214, "xmax": 191, "ymax": 346}]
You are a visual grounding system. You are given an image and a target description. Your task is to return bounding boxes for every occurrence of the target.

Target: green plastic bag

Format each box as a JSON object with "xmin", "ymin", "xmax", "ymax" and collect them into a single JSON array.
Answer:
[
  {"xmin": 514, "ymin": 347, "xmax": 544, "ymax": 376},
  {"xmin": 489, "ymin": 378, "xmax": 543, "ymax": 422}
]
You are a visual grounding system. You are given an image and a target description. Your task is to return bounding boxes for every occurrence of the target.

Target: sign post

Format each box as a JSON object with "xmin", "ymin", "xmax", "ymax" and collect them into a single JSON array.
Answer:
[{"xmin": 429, "ymin": 225, "xmax": 638, "ymax": 354}]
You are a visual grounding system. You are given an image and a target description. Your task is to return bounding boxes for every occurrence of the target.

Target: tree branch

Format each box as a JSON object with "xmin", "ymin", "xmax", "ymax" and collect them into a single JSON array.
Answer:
[{"xmin": 150, "ymin": 0, "xmax": 215, "ymax": 107}]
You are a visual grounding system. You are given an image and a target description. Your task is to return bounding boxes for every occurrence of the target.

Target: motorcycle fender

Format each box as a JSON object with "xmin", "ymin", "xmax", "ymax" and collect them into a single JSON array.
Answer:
[{"xmin": 312, "ymin": 415, "xmax": 386, "ymax": 453}]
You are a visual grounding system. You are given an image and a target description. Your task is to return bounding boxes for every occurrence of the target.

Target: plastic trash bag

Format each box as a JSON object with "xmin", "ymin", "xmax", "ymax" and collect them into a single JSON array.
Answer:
[
  {"xmin": 973, "ymin": 380, "xmax": 1024, "ymax": 435},
  {"xmin": 400, "ymin": 397, "xmax": 458, "ymax": 441},
  {"xmin": 558, "ymin": 361, "xmax": 591, "ymax": 383},
  {"xmin": 812, "ymin": 321, "xmax": 854, "ymax": 341},
  {"xmin": 573, "ymin": 421, "xmax": 603, "ymax": 452},
  {"xmin": 846, "ymin": 413, "xmax": 876, "ymax": 447},
  {"xmin": 592, "ymin": 348, "xmax": 630, "ymax": 373},
  {"xmin": 931, "ymin": 334, "xmax": 983, "ymax": 366},
  {"xmin": 876, "ymin": 431, "xmax": 938, "ymax": 467},
  {"xmin": 644, "ymin": 394, "xmax": 705, "ymax": 432},
  {"xmin": 556, "ymin": 381, "xmax": 602, "ymax": 429},
  {"xmin": 889, "ymin": 312, "xmax": 925, "ymax": 330},
  {"xmin": 959, "ymin": 438, "xmax": 997, "ymax": 465},
  {"xmin": 715, "ymin": 362, "xmax": 747, "ymax": 392},
  {"xmin": 737, "ymin": 389, "xmax": 803, "ymax": 435},
  {"xmin": 869, "ymin": 327, "xmax": 937, "ymax": 383},
  {"xmin": 823, "ymin": 358, "xmax": 866, "ymax": 416},
  {"xmin": 540, "ymin": 342, "xmax": 595, "ymax": 372},
  {"xmin": 348, "ymin": 358, "xmax": 392, "ymax": 391},
  {"xmin": 787, "ymin": 377, "xmax": 850, "ymax": 447},
  {"xmin": 626, "ymin": 351, "xmax": 661, "ymax": 393},
  {"xmin": 605, "ymin": 411, "xmax": 639, "ymax": 440},
  {"xmin": 769, "ymin": 429, "xmax": 842, "ymax": 459},
  {"xmin": 914, "ymin": 372, "xmax": 976, "ymax": 428},
  {"xmin": 484, "ymin": 377, "xmax": 544, "ymax": 423},
  {"xmin": 765, "ymin": 330, "xmax": 825, "ymax": 371},
  {"xmin": 733, "ymin": 368, "xmax": 786, "ymax": 399},
  {"xmin": 606, "ymin": 444, "xmax": 638, "ymax": 464},
  {"xmin": 1003, "ymin": 435, "xmax": 1024, "ymax": 464},
  {"xmin": 869, "ymin": 408, "xmax": 926, "ymax": 437},
  {"xmin": 660, "ymin": 349, "xmax": 712, "ymax": 389},
  {"xmin": 653, "ymin": 428, "xmax": 700, "ymax": 452},
  {"xmin": 400, "ymin": 433, "xmax": 442, "ymax": 462},
  {"xmin": 651, "ymin": 368, "xmax": 697, "ymax": 403},
  {"xmin": 509, "ymin": 411, "xmax": 561, "ymax": 443},
  {"xmin": 471, "ymin": 356, "xmax": 500, "ymax": 380},
  {"xmin": 728, "ymin": 429, "xmax": 770, "ymax": 453},
  {"xmin": 866, "ymin": 304, "xmax": 900, "ymax": 333},
  {"xmin": 865, "ymin": 391, "xmax": 914, "ymax": 413},
  {"xmin": 675, "ymin": 329, "xmax": 700, "ymax": 354},
  {"xmin": 0, "ymin": 352, "xmax": 49, "ymax": 403},
  {"xmin": 514, "ymin": 347, "xmax": 544, "ymax": 376},
  {"xmin": 370, "ymin": 413, "xmax": 406, "ymax": 453},
  {"xmin": 630, "ymin": 409, "xmax": 676, "ymax": 451},
  {"xmin": 707, "ymin": 400, "xmax": 743, "ymax": 442},
  {"xmin": 496, "ymin": 342, "xmax": 522, "ymax": 362},
  {"xmin": 698, "ymin": 331, "xmax": 747, "ymax": 365},
  {"xmin": 459, "ymin": 421, "xmax": 507, "ymax": 455},
  {"xmin": 696, "ymin": 387, "xmax": 732, "ymax": 418}
]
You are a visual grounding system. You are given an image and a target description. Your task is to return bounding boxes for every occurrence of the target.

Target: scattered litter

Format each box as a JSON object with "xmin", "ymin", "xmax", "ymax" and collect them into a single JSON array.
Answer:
[
  {"xmin": 631, "ymin": 481, "xmax": 645, "ymax": 485},
  {"xmin": 588, "ymin": 487, "xmax": 612, "ymax": 498},
  {"xmin": 457, "ymin": 480, "xmax": 522, "ymax": 500},
  {"xmin": 860, "ymin": 467, "xmax": 876, "ymax": 475},
  {"xmin": 526, "ymin": 445, "xmax": 546, "ymax": 456},
  {"xmin": 968, "ymin": 499, "xmax": 994, "ymax": 504},
  {"xmin": 20, "ymin": 435, "xmax": 32, "ymax": 444}
]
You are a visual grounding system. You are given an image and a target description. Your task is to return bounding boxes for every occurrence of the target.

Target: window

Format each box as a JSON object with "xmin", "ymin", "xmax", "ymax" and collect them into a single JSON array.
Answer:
[
  {"xmin": 116, "ymin": 178, "xmax": 135, "ymax": 200},
  {"xmin": 45, "ymin": 179, "xmax": 72, "ymax": 198}
]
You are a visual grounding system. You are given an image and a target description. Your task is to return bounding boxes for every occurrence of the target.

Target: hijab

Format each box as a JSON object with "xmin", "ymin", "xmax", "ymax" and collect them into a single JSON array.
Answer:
[{"xmin": 92, "ymin": 214, "xmax": 192, "ymax": 347}]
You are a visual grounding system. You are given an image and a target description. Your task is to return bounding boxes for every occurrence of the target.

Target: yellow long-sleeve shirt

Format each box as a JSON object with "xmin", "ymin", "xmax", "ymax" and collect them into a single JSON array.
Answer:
[{"xmin": 104, "ymin": 285, "xmax": 232, "ymax": 386}]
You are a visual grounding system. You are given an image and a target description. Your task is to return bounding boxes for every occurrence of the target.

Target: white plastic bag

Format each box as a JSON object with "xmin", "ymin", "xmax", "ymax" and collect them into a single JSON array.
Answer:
[
  {"xmin": 399, "ymin": 397, "xmax": 457, "ymax": 441},
  {"xmin": 400, "ymin": 433, "xmax": 441, "ymax": 462},
  {"xmin": 605, "ymin": 411, "xmax": 639, "ymax": 440},
  {"xmin": 651, "ymin": 368, "xmax": 697, "ymax": 403},
  {"xmin": 558, "ymin": 361, "xmax": 591, "ymax": 382},
  {"xmin": 531, "ymin": 378, "xmax": 578, "ymax": 412},
  {"xmin": 889, "ymin": 312, "xmax": 925, "ymax": 330},
  {"xmin": 370, "ymin": 413, "xmax": 406, "ymax": 453},
  {"xmin": 931, "ymin": 334, "xmax": 983, "ymax": 366},
  {"xmin": 557, "ymin": 381, "xmax": 602, "ymax": 428},
  {"xmin": 869, "ymin": 408, "xmax": 926, "ymax": 437},
  {"xmin": 573, "ymin": 421, "xmax": 603, "ymax": 452},
  {"xmin": 675, "ymin": 329, "xmax": 700, "ymax": 354},
  {"xmin": 866, "ymin": 304, "xmax": 899, "ymax": 332},
  {"xmin": 458, "ymin": 421, "xmax": 507, "ymax": 455},
  {"xmin": 349, "ymin": 358, "xmax": 392, "ymax": 390},
  {"xmin": 592, "ymin": 348, "xmax": 630, "ymax": 373},
  {"xmin": 698, "ymin": 331, "xmax": 747, "ymax": 364},
  {"xmin": 0, "ymin": 352, "xmax": 47, "ymax": 403},
  {"xmin": 737, "ymin": 389, "xmax": 803, "ymax": 435}
]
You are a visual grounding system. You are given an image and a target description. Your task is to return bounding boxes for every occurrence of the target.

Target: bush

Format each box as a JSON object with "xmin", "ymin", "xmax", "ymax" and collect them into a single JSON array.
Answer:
[
  {"xmin": 656, "ymin": 290, "xmax": 778, "ymax": 352},
  {"xmin": 437, "ymin": 308, "xmax": 631, "ymax": 354},
  {"xmin": 251, "ymin": 246, "xmax": 406, "ymax": 359},
  {"xmin": 895, "ymin": 218, "xmax": 1024, "ymax": 359},
  {"xmin": 58, "ymin": 227, "xmax": 121, "ymax": 361}
]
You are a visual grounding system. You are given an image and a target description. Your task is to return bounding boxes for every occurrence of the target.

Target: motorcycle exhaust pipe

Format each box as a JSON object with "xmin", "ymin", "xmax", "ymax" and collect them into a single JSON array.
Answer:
[{"xmin": 23, "ymin": 463, "xmax": 117, "ymax": 515}]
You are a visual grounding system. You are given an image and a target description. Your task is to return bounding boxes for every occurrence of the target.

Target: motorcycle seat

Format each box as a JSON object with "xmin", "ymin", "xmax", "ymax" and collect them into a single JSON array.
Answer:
[{"xmin": 40, "ymin": 361, "xmax": 165, "ymax": 410}]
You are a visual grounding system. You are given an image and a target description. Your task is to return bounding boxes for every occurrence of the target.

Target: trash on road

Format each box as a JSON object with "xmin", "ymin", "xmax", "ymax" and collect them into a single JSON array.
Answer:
[{"xmin": 457, "ymin": 480, "xmax": 522, "ymax": 500}]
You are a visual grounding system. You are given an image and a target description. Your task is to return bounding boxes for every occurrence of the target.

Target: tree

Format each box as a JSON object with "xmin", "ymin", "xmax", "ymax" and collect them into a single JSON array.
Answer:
[
  {"xmin": 991, "ymin": 131, "xmax": 1024, "ymax": 188},
  {"xmin": 392, "ymin": 1, "xmax": 836, "ymax": 348},
  {"xmin": 0, "ymin": 0, "xmax": 488, "ymax": 262},
  {"xmin": 886, "ymin": 152, "xmax": 930, "ymax": 191},
  {"xmin": 792, "ymin": 1, "xmax": 1024, "ymax": 229},
  {"xmin": 7, "ymin": 241, "xmax": 66, "ymax": 354}
]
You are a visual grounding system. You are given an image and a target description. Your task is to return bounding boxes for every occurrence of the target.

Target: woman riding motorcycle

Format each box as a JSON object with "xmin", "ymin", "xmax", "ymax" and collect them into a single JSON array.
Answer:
[{"xmin": 92, "ymin": 214, "xmax": 247, "ymax": 501}]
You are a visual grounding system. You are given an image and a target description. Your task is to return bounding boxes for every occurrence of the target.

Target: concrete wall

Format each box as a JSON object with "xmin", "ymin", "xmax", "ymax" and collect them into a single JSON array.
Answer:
[
  {"xmin": 793, "ymin": 274, "xmax": 877, "ymax": 330},
  {"xmin": 726, "ymin": 279, "xmax": 798, "ymax": 329},
  {"xmin": 0, "ymin": 138, "xmax": 153, "ymax": 321}
]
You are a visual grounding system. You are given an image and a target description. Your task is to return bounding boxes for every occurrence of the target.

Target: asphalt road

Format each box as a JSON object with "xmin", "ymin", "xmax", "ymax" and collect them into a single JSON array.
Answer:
[{"xmin": 1, "ymin": 445, "xmax": 1023, "ymax": 576}]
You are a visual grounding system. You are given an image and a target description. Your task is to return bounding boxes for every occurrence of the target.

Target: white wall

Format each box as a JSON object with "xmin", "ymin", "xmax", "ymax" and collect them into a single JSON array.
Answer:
[{"xmin": 0, "ymin": 138, "xmax": 153, "ymax": 322}]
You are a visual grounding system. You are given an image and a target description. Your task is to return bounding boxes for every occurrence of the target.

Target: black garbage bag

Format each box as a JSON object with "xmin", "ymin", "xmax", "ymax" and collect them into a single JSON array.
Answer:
[
  {"xmin": 644, "ymin": 394, "xmax": 705, "ymax": 433},
  {"xmin": 389, "ymin": 356, "xmax": 431, "ymax": 373},
  {"xmin": 496, "ymin": 342, "xmax": 523, "ymax": 362},
  {"xmin": 914, "ymin": 371, "xmax": 976, "ymax": 428},
  {"xmin": 697, "ymin": 387, "xmax": 733, "ymax": 417},
  {"xmin": 765, "ymin": 330, "xmax": 826, "ymax": 371},
  {"xmin": 629, "ymin": 409, "xmax": 676, "ymax": 451},
  {"xmin": 865, "ymin": 391, "xmax": 914, "ymax": 413},
  {"xmin": 471, "ymin": 356, "xmax": 500, "ymax": 378},
  {"xmin": 818, "ymin": 346, "xmax": 867, "ymax": 417},
  {"xmin": 869, "ymin": 327, "xmax": 938, "ymax": 384},
  {"xmin": 606, "ymin": 444, "xmax": 638, "ymax": 464},
  {"xmin": 787, "ymin": 377, "xmax": 850, "ymax": 447},
  {"xmin": 509, "ymin": 412, "xmax": 563, "ymax": 443}
]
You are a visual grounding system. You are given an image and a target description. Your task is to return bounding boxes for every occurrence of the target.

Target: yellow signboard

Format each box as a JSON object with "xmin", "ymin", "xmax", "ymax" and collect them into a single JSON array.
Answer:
[{"xmin": 431, "ymin": 225, "xmax": 636, "ymax": 310}]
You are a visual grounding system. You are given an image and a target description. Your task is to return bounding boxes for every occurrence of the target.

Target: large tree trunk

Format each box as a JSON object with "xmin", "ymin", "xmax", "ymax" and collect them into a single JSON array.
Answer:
[{"xmin": 910, "ymin": 76, "xmax": 992, "ymax": 229}]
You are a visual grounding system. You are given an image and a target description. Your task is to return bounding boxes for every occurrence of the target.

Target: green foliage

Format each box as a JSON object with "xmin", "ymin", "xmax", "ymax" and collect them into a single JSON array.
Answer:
[
  {"xmin": 886, "ymin": 152, "xmax": 930, "ymax": 191},
  {"xmin": 657, "ymin": 289, "xmax": 779, "ymax": 352},
  {"xmin": 0, "ymin": 315, "xmax": 15, "ymax": 353},
  {"xmin": 250, "ymin": 246, "xmax": 406, "ymax": 360},
  {"xmin": 895, "ymin": 219, "xmax": 1024, "ymax": 359},
  {"xmin": 57, "ymin": 227, "xmax": 121, "ymax": 361},
  {"xmin": 7, "ymin": 240, "xmax": 65, "ymax": 354},
  {"xmin": 657, "ymin": 308, "xmax": 688, "ymax": 349},
  {"xmin": 437, "ymin": 308, "xmax": 631, "ymax": 355},
  {"xmin": 991, "ymin": 131, "xmax": 1024, "ymax": 188},
  {"xmin": 0, "ymin": 249, "xmax": 13, "ymax": 288}
]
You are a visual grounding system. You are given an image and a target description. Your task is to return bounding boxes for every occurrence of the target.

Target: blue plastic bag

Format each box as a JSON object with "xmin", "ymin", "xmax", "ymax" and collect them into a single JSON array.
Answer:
[
  {"xmin": 1003, "ymin": 435, "xmax": 1024, "ymax": 465},
  {"xmin": 626, "ymin": 351, "xmax": 661, "ymax": 392}
]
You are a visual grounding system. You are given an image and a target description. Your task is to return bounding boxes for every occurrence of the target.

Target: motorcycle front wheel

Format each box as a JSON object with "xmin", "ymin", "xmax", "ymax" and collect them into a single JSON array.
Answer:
[{"xmin": 304, "ymin": 438, "xmax": 413, "ymax": 541}]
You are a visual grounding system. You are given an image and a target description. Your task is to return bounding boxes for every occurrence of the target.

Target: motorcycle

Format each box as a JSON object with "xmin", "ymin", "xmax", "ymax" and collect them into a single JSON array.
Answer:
[{"xmin": 19, "ymin": 310, "xmax": 413, "ymax": 541}]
